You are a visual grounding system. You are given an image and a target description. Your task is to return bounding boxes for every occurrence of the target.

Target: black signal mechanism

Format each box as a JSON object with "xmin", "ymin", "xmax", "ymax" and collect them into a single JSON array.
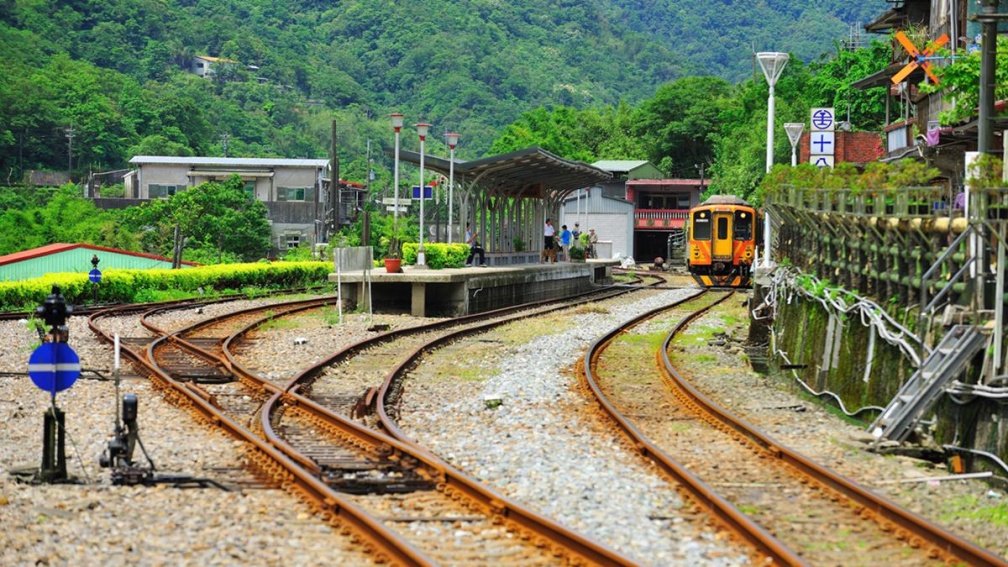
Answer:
[{"xmin": 36, "ymin": 285, "xmax": 72, "ymax": 342}]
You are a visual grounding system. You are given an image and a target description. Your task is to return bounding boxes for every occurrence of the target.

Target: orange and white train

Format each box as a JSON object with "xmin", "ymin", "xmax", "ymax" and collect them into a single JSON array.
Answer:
[{"xmin": 687, "ymin": 195, "xmax": 760, "ymax": 287}]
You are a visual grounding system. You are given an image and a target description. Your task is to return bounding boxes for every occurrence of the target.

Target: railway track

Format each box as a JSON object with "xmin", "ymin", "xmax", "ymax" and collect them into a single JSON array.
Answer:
[
  {"xmin": 87, "ymin": 280, "xmax": 666, "ymax": 566},
  {"xmin": 579, "ymin": 289, "xmax": 1008, "ymax": 566}
]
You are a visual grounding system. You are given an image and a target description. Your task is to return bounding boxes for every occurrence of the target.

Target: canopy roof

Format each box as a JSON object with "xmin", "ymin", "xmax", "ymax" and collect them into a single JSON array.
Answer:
[{"xmin": 397, "ymin": 146, "xmax": 611, "ymax": 199}]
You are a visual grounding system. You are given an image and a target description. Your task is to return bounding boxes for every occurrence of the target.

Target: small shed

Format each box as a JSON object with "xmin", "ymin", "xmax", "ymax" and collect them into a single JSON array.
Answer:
[
  {"xmin": 560, "ymin": 190, "xmax": 635, "ymax": 260},
  {"xmin": 0, "ymin": 243, "xmax": 197, "ymax": 281}
]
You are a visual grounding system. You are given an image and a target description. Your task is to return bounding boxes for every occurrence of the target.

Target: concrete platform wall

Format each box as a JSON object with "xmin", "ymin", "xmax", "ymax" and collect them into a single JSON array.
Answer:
[{"xmin": 331, "ymin": 261, "xmax": 614, "ymax": 317}]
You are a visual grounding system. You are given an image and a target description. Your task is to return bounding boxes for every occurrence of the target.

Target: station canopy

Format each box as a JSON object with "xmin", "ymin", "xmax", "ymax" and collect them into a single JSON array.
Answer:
[{"xmin": 396, "ymin": 146, "xmax": 612, "ymax": 199}]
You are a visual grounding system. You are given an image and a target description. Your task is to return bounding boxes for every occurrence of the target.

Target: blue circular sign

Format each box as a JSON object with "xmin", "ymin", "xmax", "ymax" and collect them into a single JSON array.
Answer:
[
  {"xmin": 89, "ymin": 269, "xmax": 102, "ymax": 283},
  {"xmin": 28, "ymin": 343, "xmax": 80, "ymax": 393}
]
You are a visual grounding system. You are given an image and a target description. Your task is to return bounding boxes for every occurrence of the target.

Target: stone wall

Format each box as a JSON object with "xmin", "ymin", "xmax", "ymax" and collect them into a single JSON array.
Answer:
[{"xmin": 767, "ymin": 287, "xmax": 1007, "ymax": 470}]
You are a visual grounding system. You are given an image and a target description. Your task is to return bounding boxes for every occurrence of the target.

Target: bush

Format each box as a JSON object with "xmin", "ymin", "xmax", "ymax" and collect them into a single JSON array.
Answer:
[
  {"xmin": 401, "ymin": 242, "xmax": 469, "ymax": 268},
  {"xmin": 0, "ymin": 261, "xmax": 333, "ymax": 311}
]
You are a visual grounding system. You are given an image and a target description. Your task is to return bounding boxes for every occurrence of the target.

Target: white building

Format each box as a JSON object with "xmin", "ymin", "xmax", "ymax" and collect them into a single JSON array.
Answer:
[{"xmin": 122, "ymin": 156, "xmax": 330, "ymax": 253}]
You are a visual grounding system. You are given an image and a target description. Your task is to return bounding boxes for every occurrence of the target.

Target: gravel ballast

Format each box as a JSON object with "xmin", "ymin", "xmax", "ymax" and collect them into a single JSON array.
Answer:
[{"xmin": 1, "ymin": 288, "xmax": 1005, "ymax": 565}]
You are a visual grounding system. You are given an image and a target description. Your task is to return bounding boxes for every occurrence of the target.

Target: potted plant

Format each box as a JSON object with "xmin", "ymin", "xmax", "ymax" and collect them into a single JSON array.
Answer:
[
  {"xmin": 569, "ymin": 245, "xmax": 586, "ymax": 262},
  {"xmin": 380, "ymin": 223, "xmax": 408, "ymax": 273},
  {"xmin": 383, "ymin": 237, "xmax": 402, "ymax": 273}
]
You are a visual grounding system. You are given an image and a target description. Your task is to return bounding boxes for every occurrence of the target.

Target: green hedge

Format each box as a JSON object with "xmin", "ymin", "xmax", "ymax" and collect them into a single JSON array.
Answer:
[
  {"xmin": 401, "ymin": 242, "xmax": 469, "ymax": 269},
  {"xmin": 0, "ymin": 261, "xmax": 333, "ymax": 311}
]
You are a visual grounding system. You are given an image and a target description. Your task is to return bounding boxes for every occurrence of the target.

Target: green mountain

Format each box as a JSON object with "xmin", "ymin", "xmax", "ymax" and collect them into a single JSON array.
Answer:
[{"xmin": 0, "ymin": 0, "xmax": 887, "ymax": 177}]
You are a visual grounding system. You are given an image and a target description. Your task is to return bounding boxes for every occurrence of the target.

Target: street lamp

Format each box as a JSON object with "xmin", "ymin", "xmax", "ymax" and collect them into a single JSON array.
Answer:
[
  {"xmin": 390, "ymin": 113, "xmax": 404, "ymax": 230},
  {"xmin": 784, "ymin": 123, "xmax": 804, "ymax": 167},
  {"xmin": 416, "ymin": 122, "xmax": 430, "ymax": 266},
  {"xmin": 756, "ymin": 51, "xmax": 789, "ymax": 268},
  {"xmin": 446, "ymin": 132, "xmax": 460, "ymax": 244}
]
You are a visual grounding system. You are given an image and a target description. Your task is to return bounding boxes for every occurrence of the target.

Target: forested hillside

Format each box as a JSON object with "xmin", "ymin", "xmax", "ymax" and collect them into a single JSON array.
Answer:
[{"xmin": 0, "ymin": 0, "xmax": 886, "ymax": 180}]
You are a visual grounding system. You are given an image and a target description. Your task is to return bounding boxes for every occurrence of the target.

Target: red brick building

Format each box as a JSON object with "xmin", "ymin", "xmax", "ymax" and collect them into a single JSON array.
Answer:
[{"xmin": 797, "ymin": 131, "xmax": 885, "ymax": 166}]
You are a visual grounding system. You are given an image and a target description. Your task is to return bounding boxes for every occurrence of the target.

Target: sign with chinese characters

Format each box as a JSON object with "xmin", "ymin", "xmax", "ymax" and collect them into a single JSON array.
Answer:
[
  {"xmin": 810, "ymin": 155, "xmax": 835, "ymax": 168},
  {"xmin": 809, "ymin": 107, "xmax": 835, "ymax": 168}
]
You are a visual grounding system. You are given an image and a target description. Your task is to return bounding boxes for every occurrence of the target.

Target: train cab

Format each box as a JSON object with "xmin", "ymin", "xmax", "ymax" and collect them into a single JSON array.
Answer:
[{"xmin": 687, "ymin": 195, "xmax": 759, "ymax": 287}]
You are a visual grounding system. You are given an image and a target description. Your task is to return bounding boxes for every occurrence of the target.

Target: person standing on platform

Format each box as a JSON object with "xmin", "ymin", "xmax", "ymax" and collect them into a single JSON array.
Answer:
[
  {"xmin": 559, "ymin": 224, "xmax": 572, "ymax": 261},
  {"xmin": 572, "ymin": 222, "xmax": 581, "ymax": 242},
  {"xmin": 588, "ymin": 228, "xmax": 598, "ymax": 259},
  {"xmin": 465, "ymin": 222, "xmax": 485, "ymax": 266},
  {"xmin": 543, "ymin": 218, "xmax": 556, "ymax": 263}
]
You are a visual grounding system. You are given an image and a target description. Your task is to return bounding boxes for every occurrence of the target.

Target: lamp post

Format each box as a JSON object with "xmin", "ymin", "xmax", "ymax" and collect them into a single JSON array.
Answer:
[
  {"xmin": 756, "ymin": 51, "xmax": 789, "ymax": 268},
  {"xmin": 784, "ymin": 123, "xmax": 804, "ymax": 167},
  {"xmin": 446, "ymin": 132, "xmax": 460, "ymax": 244},
  {"xmin": 416, "ymin": 122, "xmax": 430, "ymax": 266},
  {"xmin": 390, "ymin": 113, "xmax": 404, "ymax": 231}
]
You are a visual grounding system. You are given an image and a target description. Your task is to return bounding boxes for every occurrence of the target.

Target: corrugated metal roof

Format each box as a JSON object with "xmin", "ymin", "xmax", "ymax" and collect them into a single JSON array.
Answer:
[
  {"xmin": 591, "ymin": 160, "xmax": 651, "ymax": 172},
  {"xmin": 398, "ymin": 147, "xmax": 611, "ymax": 197},
  {"xmin": 187, "ymin": 170, "xmax": 275, "ymax": 177},
  {"xmin": 0, "ymin": 243, "xmax": 197, "ymax": 269},
  {"xmin": 130, "ymin": 156, "xmax": 329, "ymax": 168},
  {"xmin": 627, "ymin": 179, "xmax": 710, "ymax": 187}
]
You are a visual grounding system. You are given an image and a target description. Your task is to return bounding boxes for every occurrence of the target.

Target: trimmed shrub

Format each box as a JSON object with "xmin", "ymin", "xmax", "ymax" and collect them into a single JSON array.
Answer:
[{"xmin": 0, "ymin": 261, "xmax": 332, "ymax": 311}]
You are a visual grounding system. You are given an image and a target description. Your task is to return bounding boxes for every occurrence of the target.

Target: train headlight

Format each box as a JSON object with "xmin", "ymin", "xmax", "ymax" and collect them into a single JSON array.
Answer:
[
  {"xmin": 744, "ymin": 247, "xmax": 752, "ymax": 259},
  {"xmin": 691, "ymin": 245, "xmax": 700, "ymax": 258}
]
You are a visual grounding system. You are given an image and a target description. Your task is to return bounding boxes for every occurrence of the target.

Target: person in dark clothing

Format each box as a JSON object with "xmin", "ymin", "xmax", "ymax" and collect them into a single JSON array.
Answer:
[{"xmin": 465, "ymin": 222, "xmax": 485, "ymax": 266}]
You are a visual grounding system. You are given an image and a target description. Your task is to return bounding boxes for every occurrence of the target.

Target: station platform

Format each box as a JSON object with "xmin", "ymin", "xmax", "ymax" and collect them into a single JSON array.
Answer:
[{"xmin": 328, "ymin": 259, "xmax": 618, "ymax": 317}]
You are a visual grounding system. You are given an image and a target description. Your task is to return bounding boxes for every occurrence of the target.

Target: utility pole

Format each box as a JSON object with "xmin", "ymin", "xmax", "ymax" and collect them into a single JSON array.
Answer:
[
  {"xmin": 976, "ymin": 0, "xmax": 1001, "ymax": 156},
  {"xmin": 65, "ymin": 126, "xmax": 75, "ymax": 181},
  {"xmin": 329, "ymin": 120, "xmax": 339, "ymax": 241},
  {"xmin": 363, "ymin": 139, "xmax": 371, "ymax": 246},
  {"xmin": 973, "ymin": 1, "xmax": 1006, "ymax": 321}
]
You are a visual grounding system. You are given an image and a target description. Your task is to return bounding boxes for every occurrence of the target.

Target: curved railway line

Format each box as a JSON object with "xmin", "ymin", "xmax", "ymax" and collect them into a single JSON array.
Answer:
[
  {"xmin": 579, "ymin": 288, "xmax": 1008, "ymax": 566},
  {"xmin": 70, "ymin": 273, "xmax": 1008, "ymax": 565},
  {"xmin": 86, "ymin": 278, "xmax": 664, "ymax": 566}
]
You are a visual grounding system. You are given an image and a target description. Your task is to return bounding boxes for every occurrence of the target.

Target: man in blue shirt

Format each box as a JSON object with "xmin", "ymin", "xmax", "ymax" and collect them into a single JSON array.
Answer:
[{"xmin": 559, "ymin": 224, "xmax": 572, "ymax": 261}]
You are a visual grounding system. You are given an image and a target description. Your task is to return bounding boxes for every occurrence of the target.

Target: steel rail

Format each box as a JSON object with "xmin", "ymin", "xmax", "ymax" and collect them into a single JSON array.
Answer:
[
  {"xmin": 119, "ymin": 284, "xmax": 652, "ymax": 565},
  {"xmin": 361, "ymin": 276, "xmax": 671, "ymax": 566},
  {"xmin": 85, "ymin": 281, "xmax": 666, "ymax": 566},
  {"xmin": 579, "ymin": 290, "xmax": 806, "ymax": 565},
  {"xmin": 263, "ymin": 286, "xmax": 662, "ymax": 565},
  {"xmin": 87, "ymin": 301, "xmax": 437, "ymax": 566},
  {"xmin": 657, "ymin": 299, "xmax": 1008, "ymax": 567}
]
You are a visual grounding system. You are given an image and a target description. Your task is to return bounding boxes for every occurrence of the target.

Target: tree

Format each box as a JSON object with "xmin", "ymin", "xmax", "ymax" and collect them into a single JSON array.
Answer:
[
  {"xmin": 0, "ymin": 184, "xmax": 136, "ymax": 254},
  {"xmin": 635, "ymin": 76, "xmax": 732, "ymax": 176},
  {"xmin": 920, "ymin": 36, "xmax": 1008, "ymax": 125},
  {"xmin": 805, "ymin": 39, "xmax": 889, "ymax": 131},
  {"xmin": 489, "ymin": 106, "xmax": 595, "ymax": 161},
  {"xmin": 122, "ymin": 176, "xmax": 271, "ymax": 265}
]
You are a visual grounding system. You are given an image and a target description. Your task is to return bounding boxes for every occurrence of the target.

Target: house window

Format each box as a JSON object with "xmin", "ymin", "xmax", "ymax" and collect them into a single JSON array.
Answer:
[
  {"xmin": 149, "ymin": 184, "xmax": 181, "ymax": 199},
  {"xmin": 285, "ymin": 234, "xmax": 301, "ymax": 249},
  {"xmin": 277, "ymin": 187, "xmax": 307, "ymax": 202},
  {"xmin": 676, "ymin": 194, "xmax": 691, "ymax": 209},
  {"xmin": 244, "ymin": 180, "xmax": 256, "ymax": 198}
]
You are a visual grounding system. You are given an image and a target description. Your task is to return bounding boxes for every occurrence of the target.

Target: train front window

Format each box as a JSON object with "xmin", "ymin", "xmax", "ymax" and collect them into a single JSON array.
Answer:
[
  {"xmin": 692, "ymin": 211, "xmax": 711, "ymax": 239},
  {"xmin": 717, "ymin": 217, "xmax": 729, "ymax": 240},
  {"xmin": 734, "ymin": 210, "xmax": 752, "ymax": 240}
]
